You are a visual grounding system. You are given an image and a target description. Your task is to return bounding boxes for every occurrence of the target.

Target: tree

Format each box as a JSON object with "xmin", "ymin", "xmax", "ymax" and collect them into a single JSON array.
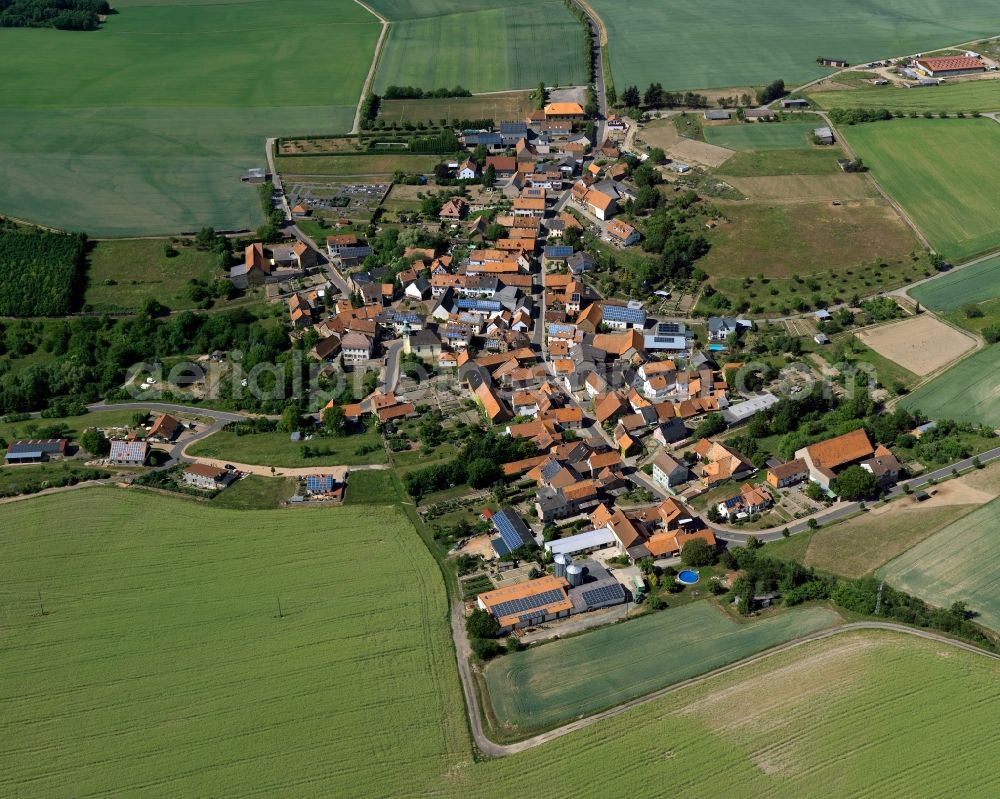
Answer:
[
  {"xmin": 466, "ymin": 457, "xmax": 501, "ymax": 488},
  {"xmin": 622, "ymin": 85, "xmax": 641, "ymax": 108},
  {"xmin": 483, "ymin": 164, "xmax": 496, "ymax": 188},
  {"xmin": 643, "ymin": 82, "xmax": 664, "ymax": 107},
  {"xmin": 693, "ymin": 412, "xmax": 727, "ymax": 440},
  {"xmin": 805, "ymin": 481, "xmax": 825, "ymax": 501},
  {"xmin": 485, "ymin": 222, "xmax": 506, "ymax": 241},
  {"xmin": 278, "ymin": 404, "xmax": 304, "ymax": 433},
  {"xmin": 681, "ymin": 538, "xmax": 715, "ymax": 566},
  {"xmin": 80, "ymin": 428, "xmax": 109, "ymax": 456},
  {"xmin": 745, "ymin": 535, "xmax": 762, "ymax": 550},
  {"xmin": 831, "ymin": 465, "xmax": 879, "ymax": 501},
  {"xmin": 757, "ymin": 79, "xmax": 787, "ymax": 105},
  {"xmin": 323, "ymin": 405, "xmax": 346, "ymax": 436},
  {"xmin": 647, "ymin": 147, "xmax": 667, "ymax": 165},
  {"xmin": 466, "ymin": 607, "xmax": 500, "ymax": 639}
]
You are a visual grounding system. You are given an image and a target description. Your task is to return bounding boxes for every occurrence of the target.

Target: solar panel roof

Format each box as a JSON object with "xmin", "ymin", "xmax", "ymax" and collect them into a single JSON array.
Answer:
[
  {"xmin": 581, "ymin": 582, "xmax": 626, "ymax": 609},
  {"xmin": 490, "ymin": 588, "xmax": 567, "ymax": 620}
]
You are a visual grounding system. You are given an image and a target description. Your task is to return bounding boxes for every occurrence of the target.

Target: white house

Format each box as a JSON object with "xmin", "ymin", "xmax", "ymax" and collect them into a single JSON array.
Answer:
[{"xmin": 457, "ymin": 159, "xmax": 478, "ymax": 180}]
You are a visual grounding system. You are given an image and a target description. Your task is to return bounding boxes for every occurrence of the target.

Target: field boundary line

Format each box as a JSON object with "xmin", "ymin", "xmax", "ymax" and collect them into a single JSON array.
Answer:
[
  {"xmin": 350, "ymin": 0, "xmax": 390, "ymax": 135},
  {"xmin": 464, "ymin": 621, "xmax": 1000, "ymax": 757}
]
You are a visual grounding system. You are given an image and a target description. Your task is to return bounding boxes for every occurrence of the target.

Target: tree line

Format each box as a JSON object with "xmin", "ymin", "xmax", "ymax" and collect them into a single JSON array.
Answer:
[
  {"xmin": 382, "ymin": 86, "xmax": 471, "ymax": 100},
  {"xmin": 0, "ymin": 0, "xmax": 110, "ymax": 30}
]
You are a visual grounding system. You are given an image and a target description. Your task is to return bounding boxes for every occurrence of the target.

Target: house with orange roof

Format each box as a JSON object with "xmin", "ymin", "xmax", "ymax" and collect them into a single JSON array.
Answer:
[
  {"xmin": 594, "ymin": 391, "xmax": 629, "ymax": 425},
  {"xmin": 583, "ymin": 189, "xmax": 617, "ymax": 221},
  {"xmin": 717, "ymin": 483, "xmax": 773, "ymax": 520},
  {"xmin": 474, "ymin": 381, "xmax": 511, "ymax": 424},
  {"xmin": 606, "ymin": 219, "xmax": 640, "ymax": 247},
  {"xmin": 693, "ymin": 439, "xmax": 755, "ymax": 486},
  {"xmin": 645, "ymin": 527, "xmax": 716, "ymax": 559},
  {"xmin": 543, "ymin": 102, "xmax": 585, "ymax": 119},
  {"xmin": 439, "ymin": 197, "xmax": 469, "ymax": 220},
  {"xmin": 766, "ymin": 458, "xmax": 808, "ymax": 489}
]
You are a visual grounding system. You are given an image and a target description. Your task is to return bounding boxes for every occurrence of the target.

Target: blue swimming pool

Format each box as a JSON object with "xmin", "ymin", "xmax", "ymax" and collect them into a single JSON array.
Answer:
[
  {"xmin": 677, "ymin": 569, "xmax": 700, "ymax": 585},
  {"xmin": 707, "ymin": 344, "xmax": 726, "ymax": 352}
]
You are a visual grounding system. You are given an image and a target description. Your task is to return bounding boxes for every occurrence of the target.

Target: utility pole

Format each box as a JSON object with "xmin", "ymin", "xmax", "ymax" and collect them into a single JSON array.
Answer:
[
  {"xmin": 276, "ymin": 596, "xmax": 284, "ymax": 619},
  {"xmin": 37, "ymin": 590, "xmax": 47, "ymax": 617}
]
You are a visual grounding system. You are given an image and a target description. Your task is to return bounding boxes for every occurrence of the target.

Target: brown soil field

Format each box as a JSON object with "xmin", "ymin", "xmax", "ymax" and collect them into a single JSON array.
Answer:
[
  {"xmin": 856, "ymin": 315, "xmax": 976, "ymax": 377},
  {"xmin": 725, "ymin": 174, "xmax": 875, "ymax": 202},
  {"xmin": 668, "ymin": 137, "xmax": 735, "ymax": 168},
  {"xmin": 379, "ymin": 91, "xmax": 534, "ymax": 124}
]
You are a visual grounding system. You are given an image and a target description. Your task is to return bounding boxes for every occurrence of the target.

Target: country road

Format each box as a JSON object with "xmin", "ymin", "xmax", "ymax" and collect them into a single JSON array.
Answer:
[{"xmin": 454, "ymin": 618, "xmax": 1000, "ymax": 758}]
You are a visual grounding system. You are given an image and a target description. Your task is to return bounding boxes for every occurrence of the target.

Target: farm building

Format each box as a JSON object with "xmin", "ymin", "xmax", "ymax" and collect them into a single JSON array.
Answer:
[
  {"xmin": 744, "ymin": 107, "xmax": 776, "ymax": 120},
  {"xmin": 477, "ymin": 575, "xmax": 573, "ymax": 631},
  {"xmin": 795, "ymin": 428, "xmax": 874, "ymax": 490},
  {"xmin": 704, "ymin": 109, "xmax": 732, "ymax": 121},
  {"xmin": 543, "ymin": 102, "xmax": 585, "ymax": 120},
  {"xmin": 780, "ymin": 98, "xmax": 810, "ymax": 109},
  {"xmin": 813, "ymin": 126, "xmax": 835, "ymax": 144},
  {"xmin": 182, "ymin": 464, "xmax": 233, "ymax": 491},
  {"xmin": 305, "ymin": 474, "xmax": 337, "ymax": 495},
  {"xmin": 108, "ymin": 440, "xmax": 149, "ymax": 466},
  {"xmin": 914, "ymin": 56, "xmax": 985, "ymax": 77},
  {"xmin": 819, "ymin": 58, "xmax": 849, "ymax": 68},
  {"xmin": 4, "ymin": 439, "xmax": 68, "ymax": 464}
]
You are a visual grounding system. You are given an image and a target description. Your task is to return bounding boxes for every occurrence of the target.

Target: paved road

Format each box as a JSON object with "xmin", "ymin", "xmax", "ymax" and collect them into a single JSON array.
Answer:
[
  {"xmin": 382, "ymin": 339, "xmax": 403, "ymax": 394},
  {"xmin": 570, "ymin": 0, "xmax": 607, "ymax": 145},
  {"xmin": 87, "ymin": 401, "xmax": 247, "ymax": 424},
  {"xmin": 711, "ymin": 444, "xmax": 1000, "ymax": 543},
  {"xmin": 454, "ymin": 618, "xmax": 1000, "ymax": 758}
]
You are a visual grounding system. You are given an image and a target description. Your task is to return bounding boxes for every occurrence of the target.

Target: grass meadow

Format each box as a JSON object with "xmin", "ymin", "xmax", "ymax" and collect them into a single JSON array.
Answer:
[
  {"xmin": 589, "ymin": 0, "xmax": 1000, "ymax": 90},
  {"xmin": 704, "ymin": 122, "xmax": 823, "ymax": 151},
  {"xmin": 83, "ymin": 239, "xmax": 232, "ymax": 313},
  {"xmin": 4, "ymin": 490, "xmax": 1000, "ymax": 796},
  {"xmin": 810, "ymin": 79, "xmax": 1000, "ymax": 114},
  {"xmin": 909, "ymin": 254, "xmax": 1000, "ymax": 312},
  {"xmin": 899, "ymin": 343, "xmax": 1000, "ymax": 426},
  {"xmin": 379, "ymin": 91, "xmax": 535, "ymax": 125},
  {"xmin": 186, "ymin": 428, "xmax": 387, "ymax": 467},
  {"xmin": 483, "ymin": 602, "xmax": 840, "ymax": 733},
  {"xmin": 0, "ymin": 0, "xmax": 378, "ymax": 235},
  {"xmin": 842, "ymin": 118, "xmax": 1000, "ymax": 261},
  {"xmin": 879, "ymin": 497, "xmax": 1000, "ymax": 631},
  {"xmin": 369, "ymin": 0, "xmax": 587, "ymax": 93}
]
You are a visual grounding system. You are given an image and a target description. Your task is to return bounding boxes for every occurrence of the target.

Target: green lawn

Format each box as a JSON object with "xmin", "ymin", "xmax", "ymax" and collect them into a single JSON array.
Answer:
[
  {"xmin": 909, "ymin": 255, "xmax": 1000, "ymax": 312},
  {"xmin": 4, "ymin": 489, "xmax": 1000, "ymax": 796},
  {"xmin": 716, "ymin": 148, "xmax": 847, "ymax": 177},
  {"xmin": 0, "ymin": 0, "xmax": 378, "ymax": 235},
  {"xmin": 209, "ymin": 475, "xmax": 297, "ymax": 510},
  {"xmin": 187, "ymin": 428, "xmax": 387, "ymax": 468},
  {"xmin": 899, "ymin": 343, "xmax": 1000, "ymax": 426},
  {"xmin": 704, "ymin": 122, "xmax": 825, "ymax": 151},
  {"xmin": 483, "ymin": 602, "xmax": 840, "ymax": 733},
  {"xmin": 344, "ymin": 468, "xmax": 400, "ymax": 505},
  {"xmin": 841, "ymin": 119, "xmax": 1000, "ymax": 260},
  {"xmin": 879, "ymin": 496, "xmax": 1000, "ymax": 631},
  {"xmin": 0, "ymin": 461, "xmax": 107, "ymax": 495},
  {"xmin": 591, "ymin": 0, "xmax": 1000, "ymax": 90},
  {"xmin": 369, "ymin": 0, "xmax": 587, "ymax": 93},
  {"xmin": 810, "ymin": 80, "xmax": 1000, "ymax": 114},
  {"xmin": 83, "ymin": 239, "xmax": 236, "ymax": 313}
]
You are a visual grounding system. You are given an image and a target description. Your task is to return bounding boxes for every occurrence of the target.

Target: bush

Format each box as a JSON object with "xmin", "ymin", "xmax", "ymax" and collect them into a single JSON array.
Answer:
[
  {"xmin": 465, "ymin": 607, "xmax": 499, "ymax": 639},
  {"xmin": 681, "ymin": 538, "xmax": 716, "ymax": 566},
  {"xmin": 470, "ymin": 637, "xmax": 504, "ymax": 660}
]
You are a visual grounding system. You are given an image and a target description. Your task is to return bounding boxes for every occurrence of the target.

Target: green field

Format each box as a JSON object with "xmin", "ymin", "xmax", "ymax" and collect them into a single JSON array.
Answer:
[
  {"xmin": 910, "ymin": 255, "xmax": 1000, "ymax": 312},
  {"xmin": 590, "ymin": 0, "xmax": 1000, "ymax": 90},
  {"xmin": 704, "ymin": 122, "xmax": 825, "ymax": 151},
  {"xmin": 0, "ymin": 0, "xmax": 379, "ymax": 235},
  {"xmin": 716, "ymin": 148, "xmax": 847, "ymax": 177},
  {"xmin": 842, "ymin": 119, "xmax": 1000, "ymax": 260},
  {"xmin": 4, "ymin": 489, "xmax": 1000, "ymax": 796},
  {"xmin": 208, "ymin": 475, "xmax": 296, "ymax": 510},
  {"xmin": 0, "ymin": 409, "xmax": 144, "ymax": 443},
  {"xmin": 879, "ymin": 497, "xmax": 1000, "ymax": 631},
  {"xmin": 369, "ymin": 0, "xmax": 587, "ymax": 93},
  {"xmin": 810, "ymin": 80, "xmax": 1000, "ymax": 114},
  {"xmin": 483, "ymin": 602, "xmax": 840, "ymax": 732},
  {"xmin": 186, "ymin": 428, "xmax": 387, "ymax": 467},
  {"xmin": 900, "ymin": 343, "xmax": 1000, "ymax": 426},
  {"xmin": 0, "ymin": 488, "xmax": 468, "ymax": 797}
]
